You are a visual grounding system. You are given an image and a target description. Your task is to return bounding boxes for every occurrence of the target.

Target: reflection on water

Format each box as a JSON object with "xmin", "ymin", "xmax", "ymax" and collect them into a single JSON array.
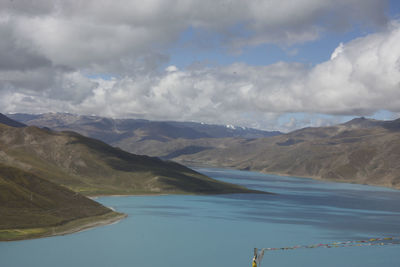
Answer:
[
  {"xmin": 198, "ymin": 168, "xmax": 400, "ymax": 236},
  {"xmin": 1, "ymin": 168, "xmax": 400, "ymax": 267}
]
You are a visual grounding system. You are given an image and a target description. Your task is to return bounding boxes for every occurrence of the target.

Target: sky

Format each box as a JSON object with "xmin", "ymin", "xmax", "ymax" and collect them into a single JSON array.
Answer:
[{"xmin": 1, "ymin": 0, "xmax": 400, "ymax": 132}]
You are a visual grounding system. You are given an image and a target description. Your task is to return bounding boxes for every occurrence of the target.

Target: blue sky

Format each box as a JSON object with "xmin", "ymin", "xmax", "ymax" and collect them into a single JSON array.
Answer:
[
  {"xmin": 169, "ymin": 24, "xmax": 361, "ymax": 68},
  {"xmin": 1, "ymin": 0, "xmax": 400, "ymax": 131},
  {"xmin": 163, "ymin": 0, "xmax": 400, "ymax": 129},
  {"xmin": 170, "ymin": 0, "xmax": 400, "ymax": 68}
]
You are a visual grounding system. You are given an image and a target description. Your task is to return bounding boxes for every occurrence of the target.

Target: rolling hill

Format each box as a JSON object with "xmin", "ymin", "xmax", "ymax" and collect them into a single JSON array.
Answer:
[
  {"xmin": 0, "ymin": 113, "xmax": 26, "ymax": 128},
  {"xmin": 0, "ymin": 119, "xmax": 260, "ymax": 196},
  {"xmin": 0, "ymin": 112, "xmax": 264, "ymax": 240},
  {"xmin": 0, "ymin": 163, "xmax": 124, "ymax": 241},
  {"xmin": 167, "ymin": 117, "xmax": 400, "ymax": 189},
  {"xmin": 10, "ymin": 112, "xmax": 399, "ymax": 190}
]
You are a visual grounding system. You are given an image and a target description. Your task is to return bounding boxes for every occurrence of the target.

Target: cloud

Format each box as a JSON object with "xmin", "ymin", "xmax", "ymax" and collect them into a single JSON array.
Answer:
[
  {"xmin": 306, "ymin": 21, "xmax": 400, "ymax": 115},
  {"xmin": 165, "ymin": 65, "xmax": 179, "ymax": 72},
  {"xmin": 5, "ymin": 19, "xmax": 400, "ymax": 131},
  {"xmin": 0, "ymin": 20, "xmax": 52, "ymax": 71},
  {"xmin": 0, "ymin": 0, "xmax": 396, "ymax": 130},
  {"xmin": 0, "ymin": 0, "xmax": 55, "ymax": 16},
  {"xmin": 0, "ymin": 0, "xmax": 389, "ymax": 72},
  {"xmin": 330, "ymin": 42, "xmax": 344, "ymax": 60}
]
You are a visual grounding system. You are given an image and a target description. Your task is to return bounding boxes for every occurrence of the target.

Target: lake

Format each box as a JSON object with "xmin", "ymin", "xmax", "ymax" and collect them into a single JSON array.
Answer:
[{"xmin": 1, "ymin": 168, "xmax": 400, "ymax": 267}]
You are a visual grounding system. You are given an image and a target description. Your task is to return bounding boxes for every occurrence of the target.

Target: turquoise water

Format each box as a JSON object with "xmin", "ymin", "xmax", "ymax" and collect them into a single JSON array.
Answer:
[{"xmin": 2, "ymin": 168, "xmax": 400, "ymax": 267}]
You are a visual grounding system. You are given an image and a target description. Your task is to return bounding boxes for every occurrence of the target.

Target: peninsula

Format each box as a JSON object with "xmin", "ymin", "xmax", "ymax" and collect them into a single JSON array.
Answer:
[{"xmin": 0, "ymin": 114, "xmax": 262, "ymax": 241}]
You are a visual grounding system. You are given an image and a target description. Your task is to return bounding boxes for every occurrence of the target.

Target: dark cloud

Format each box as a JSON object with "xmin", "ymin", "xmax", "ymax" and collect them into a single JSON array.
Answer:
[
  {"xmin": 0, "ymin": 20, "xmax": 52, "ymax": 71},
  {"xmin": 0, "ymin": 0, "xmax": 389, "ymax": 72},
  {"xmin": 0, "ymin": 0, "xmax": 55, "ymax": 16}
]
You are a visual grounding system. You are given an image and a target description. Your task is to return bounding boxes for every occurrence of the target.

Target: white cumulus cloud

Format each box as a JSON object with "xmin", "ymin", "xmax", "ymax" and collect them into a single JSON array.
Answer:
[{"xmin": 0, "ymin": 0, "xmax": 397, "ymax": 130}]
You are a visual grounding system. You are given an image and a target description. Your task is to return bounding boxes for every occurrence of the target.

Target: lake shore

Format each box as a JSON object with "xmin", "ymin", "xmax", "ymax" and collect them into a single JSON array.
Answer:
[
  {"xmin": 190, "ymin": 164, "xmax": 400, "ymax": 191},
  {"xmin": 89, "ymin": 193, "xmax": 170, "ymax": 200},
  {"xmin": 0, "ymin": 211, "xmax": 127, "ymax": 242},
  {"xmin": 1, "ymin": 185, "xmax": 265, "ymax": 242}
]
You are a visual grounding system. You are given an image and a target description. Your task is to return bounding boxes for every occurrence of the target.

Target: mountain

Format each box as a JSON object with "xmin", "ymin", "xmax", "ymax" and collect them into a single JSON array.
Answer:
[
  {"xmin": 0, "ymin": 113, "xmax": 263, "ymax": 241},
  {"xmin": 0, "ymin": 163, "xmax": 124, "ymax": 241},
  {"xmin": 8, "ymin": 113, "xmax": 281, "ymax": 144},
  {"xmin": 0, "ymin": 113, "xmax": 26, "ymax": 128},
  {"xmin": 10, "ymin": 115, "xmax": 400, "ymax": 191},
  {"xmin": 163, "ymin": 118, "xmax": 400, "ymax": 189},
  {"xmin": 11, "ymin": 112, "xmax": 400, "ymax": 189},
  {"xmin": 7, "ymin": 112, "xmax": 281, "ymax": 164},
  {"xmin": 0, "ymin": 122, "xmax": 260, "ymax": 195},
  {"xmin": 10, "ymin": 114, "xmax": 399, "ymax": 189},
  {"xmin": 343, "ymin": 117, "xmax": 400, "ymax": 131}
]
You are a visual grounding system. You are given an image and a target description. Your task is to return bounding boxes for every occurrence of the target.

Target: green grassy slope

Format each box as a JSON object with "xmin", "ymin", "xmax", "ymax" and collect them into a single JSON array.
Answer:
[
  {"xmin": 0, "ymin": 124, "xmax": 260, "ymax": 195},
  {"xmin": 0, "ymin": 163, "xmax": 122, "ymax": 241}
]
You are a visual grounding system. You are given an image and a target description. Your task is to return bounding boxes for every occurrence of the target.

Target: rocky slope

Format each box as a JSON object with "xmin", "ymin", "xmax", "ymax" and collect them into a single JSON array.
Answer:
[
  {"xmin": 0, "ymin": 112, "xmax": 265, "ymax": 240},
  {"xmin": 10, "ymin": 113, "xmax": 399, "ymax": 189},
  {"xmin": 0, "ymin": 120, "xmax": 259, "ymax": 196},
  {"xmin": 168, "ymin": 117, "xmax": 400, "ymax": 189}
]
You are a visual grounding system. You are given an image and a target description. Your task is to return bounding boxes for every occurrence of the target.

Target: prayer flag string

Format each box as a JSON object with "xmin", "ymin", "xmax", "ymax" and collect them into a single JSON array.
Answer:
[{"xmin": 261, "ymin": 237, "xmax": 400, "ymax": 252}]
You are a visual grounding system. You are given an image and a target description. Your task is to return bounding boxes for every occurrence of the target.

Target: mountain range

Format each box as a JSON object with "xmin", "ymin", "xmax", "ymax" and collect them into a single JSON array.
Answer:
[
  {"xmin": 3, "ymin": 111, "xmax": 400, "ymax": 241},
  {"xmin": 0, "ymin": 114, "xmax": 261, "ymax": 241},
  {"xmin": 169, "ymin": 117, "xmax": 400, "ymax": 189},
  {"xmin": 0, "ymin": 116, "xmax": 258, "ymax": 196},
  {"xmin": 10, "ymin": 113, "xmax": 400, "ymax": 190},
  {"xmin": 8, "ymin": 113, "xmax": 280, "ymax": 143}
]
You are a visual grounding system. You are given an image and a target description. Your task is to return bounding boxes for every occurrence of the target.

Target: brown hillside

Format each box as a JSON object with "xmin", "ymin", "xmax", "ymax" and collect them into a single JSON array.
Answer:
[
  {"xmin": 0, "ymin": 163, "xmax": 124, "ymax": 241},
  {"xmin": 169, "ymin": 119, "xmax": 400, "ymax": 189},
  {"xmin": 0, "ymin": 123, "xmax": 261, "ymax": 195}
]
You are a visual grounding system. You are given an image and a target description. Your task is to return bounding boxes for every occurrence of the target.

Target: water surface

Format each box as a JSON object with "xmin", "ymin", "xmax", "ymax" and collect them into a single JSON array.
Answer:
[{"xmin": 2, "ymin": 168, "xmax": 400, "ymax": 266}]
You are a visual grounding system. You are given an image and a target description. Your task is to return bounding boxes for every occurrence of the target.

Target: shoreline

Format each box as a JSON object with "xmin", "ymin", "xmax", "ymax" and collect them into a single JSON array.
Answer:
[
  {"xmin": 89, "ymin": 193, "xmax": 169, "ymax": 200},
  {"xmin": 190, "ymin": 164, "xmax": 400, "ymax": 191},
  {"xmin": 1, "ymin": 185, "xmax": 263, "ymax": 242},
  {"xmin": 255, "ymin": 170, "xmax": 400, "ymax": 191},
  {"xmin": 0, "ymin": 212, "xmax": 127, "ymax": 242},
  {"xmin": 48, "ymin": 212, "xmax": 127, "ymax": 238}
]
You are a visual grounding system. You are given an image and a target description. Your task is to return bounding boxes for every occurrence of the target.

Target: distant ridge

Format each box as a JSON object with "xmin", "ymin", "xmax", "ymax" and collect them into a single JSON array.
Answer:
[
  {"xmin": 152, "ymin": 117, "xmax": 400, "ymax": 190},
  {"xmin": 0, "ymin": 123, "xmax": 262, "ymax": 195},
  {"xmin": 9, "ymin": 112, "xmax": 399, "ymax": 190},
  {"xmin": 341, "ymin": 117, "xmax": 400, "ymax": 131},
  {"xmin": 0, "ymin": 113, "xmax": 26, "ymax": 128},
  {"xmin": 8, "ymin": 113, "xmax": 281, "ymax": 142},
  {"xmin": 0, "ymin": 113, "xmax": 265, "ymax": 241},
  {"xmin": 7, "ymin": 112, "xmax": 281, "ymax": 160}
]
